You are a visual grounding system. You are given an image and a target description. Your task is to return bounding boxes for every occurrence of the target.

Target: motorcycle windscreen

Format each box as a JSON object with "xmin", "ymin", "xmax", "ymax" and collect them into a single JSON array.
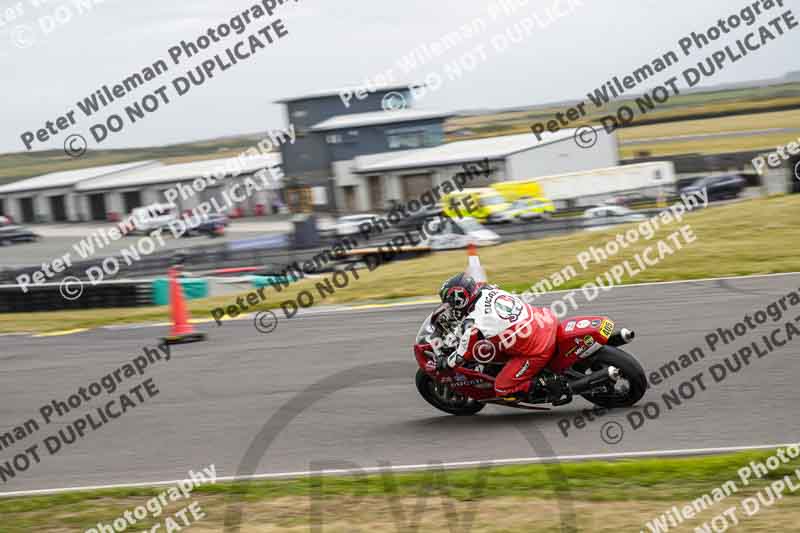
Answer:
[{"xmin": 416, "ymin": 312, "xmax": 437, "ymax": 344}]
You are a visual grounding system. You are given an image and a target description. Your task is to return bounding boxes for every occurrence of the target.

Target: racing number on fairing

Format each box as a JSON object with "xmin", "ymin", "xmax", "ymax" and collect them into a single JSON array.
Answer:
[{"xmin": 600, "ymin": 319, "xmax": 615, "ymax": 339}]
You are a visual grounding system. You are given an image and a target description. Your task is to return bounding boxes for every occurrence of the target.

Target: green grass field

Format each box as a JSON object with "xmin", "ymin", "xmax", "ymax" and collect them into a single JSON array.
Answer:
[
  {"xmin": 1, "ymin": 449, "xmax": 798, "ymax": 532},
  {"xmin": 1, "ymin": 194, "xmax": 798, "ymax": 334}
]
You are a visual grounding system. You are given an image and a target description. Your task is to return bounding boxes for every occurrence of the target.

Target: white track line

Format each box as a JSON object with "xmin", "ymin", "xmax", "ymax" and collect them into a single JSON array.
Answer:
[{"xmin": 0, "ymin": 442, "xmax": 795, "ymax": 498}]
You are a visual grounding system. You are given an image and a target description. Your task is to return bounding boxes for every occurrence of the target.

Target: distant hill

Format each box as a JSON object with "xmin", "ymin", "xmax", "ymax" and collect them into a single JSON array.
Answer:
[
  {"xmin": 0, "ymin": 132, "xmax": 271, "ymax": 187},
  {"xmin": 3, "ymin": 74, "xmax": 800, "ymax": 188}
]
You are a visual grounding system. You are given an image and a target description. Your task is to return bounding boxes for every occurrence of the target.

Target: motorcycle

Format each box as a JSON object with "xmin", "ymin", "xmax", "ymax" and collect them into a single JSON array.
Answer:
[{"xmin": 412, "ymin": 303, "xmax": 647, "ymax": 415}]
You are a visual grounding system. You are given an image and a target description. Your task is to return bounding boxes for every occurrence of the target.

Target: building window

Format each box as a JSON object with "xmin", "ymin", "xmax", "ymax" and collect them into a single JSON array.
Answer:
[
  {"xmin": 386, "ymin": 125, "xmax": 442, "ymax": 149},
  {"xmin": 292, "ymin": 109, "xmax": 308, "ymax": 118},
  {"xmin": 327, "ymin": 131, "xmax": 359, "ymax": 144}
]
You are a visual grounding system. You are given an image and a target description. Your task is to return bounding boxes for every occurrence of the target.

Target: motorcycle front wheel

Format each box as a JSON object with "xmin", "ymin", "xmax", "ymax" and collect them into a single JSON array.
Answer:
[{"xmin": 415, "ymin": 369, "xmax": 486, "ymax": 416}]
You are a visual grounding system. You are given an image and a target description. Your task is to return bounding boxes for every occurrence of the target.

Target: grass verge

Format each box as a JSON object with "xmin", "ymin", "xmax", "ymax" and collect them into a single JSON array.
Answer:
[
  {"xmin": 1, "ymin": 449, "xmax": 799, "ymax": 532},
  {"xmin": 2, "ymin": 194, "xmax": 798, "ymax": 334}
]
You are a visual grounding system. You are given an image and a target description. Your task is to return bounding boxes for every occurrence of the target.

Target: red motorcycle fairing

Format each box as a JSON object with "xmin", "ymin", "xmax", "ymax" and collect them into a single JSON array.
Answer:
[
  {"xmin": 414, "ymin": 315, "xmax": 615, "ymax": 400},
  {"xmin": 549, "ymin": 316, "xmax": 615, "ymax": 373},
  {"xmin": 413, "ymin": 343, "xmax": 499, "ymax": 400}
]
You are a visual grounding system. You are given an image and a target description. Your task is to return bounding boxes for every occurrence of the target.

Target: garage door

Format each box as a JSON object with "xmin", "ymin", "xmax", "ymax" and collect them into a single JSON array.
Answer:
[
  {"xmin": 49, "ymin": 195, "xmax": 67, "ymax": 221},
  {"xmin": 123, "ymin": 191, "xmax": 142, "ymax": 213},
  {"xmin": 401, "ymin": 173, "xmax": 433, "ymax": 202},
  {"xmin": 89, "ymin": 193, "xmax": 106, "ymax": 221},
  {"xmin": 367, "ymin": 176, "xmax": 383, "ymax": 210},
  {"xmin": 19, "ymin": 197, "xmax": 35, "ymax": 223}
]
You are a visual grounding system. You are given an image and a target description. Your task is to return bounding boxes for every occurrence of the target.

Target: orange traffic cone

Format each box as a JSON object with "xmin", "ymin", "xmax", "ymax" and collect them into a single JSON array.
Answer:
[
  {"xmin": 466, "ymin": 243, "xmax": 487, "ymax": 283},
  {"xmin": 162, "ymin": 266, "xmax": 206, "ymax": 345}
]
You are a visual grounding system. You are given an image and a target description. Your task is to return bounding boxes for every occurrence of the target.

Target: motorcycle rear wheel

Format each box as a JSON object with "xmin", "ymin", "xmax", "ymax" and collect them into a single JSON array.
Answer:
[
  {"xmin": 415, "ymin": 369, "xmax": 486, "ymax": 416},
  {"xmin": 578, "ymin": 346, "xmax": 647, "ymax": 408}
]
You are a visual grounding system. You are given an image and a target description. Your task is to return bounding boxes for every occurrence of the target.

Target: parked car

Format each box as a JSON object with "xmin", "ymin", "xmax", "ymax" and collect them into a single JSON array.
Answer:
[
  {"xmin": 424, "ymin": 216, "xmax": 501, "ymax": 250},
  {"xmin": 583, "ymin": 205, "xmax": 647, "ymax": 223},
  {"xmin": 183, "ymin": 213, "xmax": 229, "ymax": 238},
  {"xmin": 335, "ymin": 214, "xmax": 379, "ymax": 236},
  {"xmin": 395, "ymin": 205, "xmax": 443, "ymax": 230},
  {"xmin": 604, "ymin": 192, "xmax": 656, "ymax": 207},
  {"xmin": 680, "ymin": 175, "xmax": 745, "ymax": 201},
  {"xmin": 0, "ymin": 223, "xmax": 40, "ymax": 246},
  {"xmin": 507, "ymin": 197, "xmax": 556, "ymax": 222},
  {"xmin": 121, "ymin": 203, "xmax": 179, "ymax": 235}
]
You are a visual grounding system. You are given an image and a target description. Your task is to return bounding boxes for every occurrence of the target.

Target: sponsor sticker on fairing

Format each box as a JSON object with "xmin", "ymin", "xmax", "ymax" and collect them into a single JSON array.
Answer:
[{"xmin": 600, "ymin": 319, "xmax": 615, "ymax": 339}]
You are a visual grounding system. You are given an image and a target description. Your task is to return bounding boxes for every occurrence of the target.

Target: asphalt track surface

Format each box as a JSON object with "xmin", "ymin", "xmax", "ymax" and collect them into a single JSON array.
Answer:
[{"xmin": 1, "ymin": 273, "xmax": 799, "ymax": 494}]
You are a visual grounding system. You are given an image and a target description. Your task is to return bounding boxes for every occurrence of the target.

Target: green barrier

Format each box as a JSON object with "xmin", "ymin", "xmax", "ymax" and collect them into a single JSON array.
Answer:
[
  {"xmin": 250, "ymin": 275, "xmax": 296, "ymax": 289},
  {"xmin": 151, "ymin": 278, "xmax": 209, "ymax": 305}
]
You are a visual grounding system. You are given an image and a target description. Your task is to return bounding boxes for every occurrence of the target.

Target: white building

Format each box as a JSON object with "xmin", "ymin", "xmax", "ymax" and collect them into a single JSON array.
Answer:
[
  {"xmin": 332, "ymin": 128, "xmax": 618, "ymax": 211},
  {"xmin": 76, "ymin": 154, "xmax": 282, "ymax": 220},
  {"xmin": 0, "ymin": 154, "xmax": 282, "ymax": 223},
  {"xmin": 0, "ymin": 161, "xmax": 156, "ymax": 223}
]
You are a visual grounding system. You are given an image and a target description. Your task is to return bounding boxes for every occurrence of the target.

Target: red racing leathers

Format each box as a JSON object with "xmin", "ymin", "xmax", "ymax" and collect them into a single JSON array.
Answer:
[{"xmin": 454, "ymin": 286, "xmax": 558, "ymax": 396}]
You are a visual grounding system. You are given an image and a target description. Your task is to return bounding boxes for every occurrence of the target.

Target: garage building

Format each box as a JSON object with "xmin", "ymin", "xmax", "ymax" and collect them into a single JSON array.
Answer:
[
  {"xmin": 344, "ymin": 128, "xmax": 618, "ymax": 210},
  {"xmin": 75, "ymin": 154, "xmax": 282, "ymax": 219},
  {"xmin": 0, "ymin": 161, "xmax": 157, "ymax": 223},
  {"xmin": 0, "ymin": 153, "xmax": 282, "ymax": 223}
]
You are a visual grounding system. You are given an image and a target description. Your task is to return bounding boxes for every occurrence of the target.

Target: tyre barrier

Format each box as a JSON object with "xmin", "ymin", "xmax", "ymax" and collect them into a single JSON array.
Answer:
[{"xmin": 0, "ymin": 281, "xmax": 153, "ymax": 313}]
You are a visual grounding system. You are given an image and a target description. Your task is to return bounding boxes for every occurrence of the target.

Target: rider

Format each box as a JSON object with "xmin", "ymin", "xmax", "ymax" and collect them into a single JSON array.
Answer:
[{"xmin": 437, "ymin": 272, "xmax": 568, "ymax": 401}]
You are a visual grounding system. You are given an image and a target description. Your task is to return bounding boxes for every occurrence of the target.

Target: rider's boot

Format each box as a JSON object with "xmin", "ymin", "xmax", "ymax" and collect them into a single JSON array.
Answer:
[{"xmin": 533, "ymin": 373, "xmax": 572, "ymax": 405}]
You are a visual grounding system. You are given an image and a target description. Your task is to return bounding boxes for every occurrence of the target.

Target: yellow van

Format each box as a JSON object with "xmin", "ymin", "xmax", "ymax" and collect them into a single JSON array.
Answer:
[
  {"xmin": 441, "ymin": 188, "xmax": 513, "ymax": 224},
  {"xmin": 490, "ymin": 179, "xmax": 545, "ymax": 201},
  {"xmin": 506, "ymin": 197, "xmax": 556, "ymax": 221}
]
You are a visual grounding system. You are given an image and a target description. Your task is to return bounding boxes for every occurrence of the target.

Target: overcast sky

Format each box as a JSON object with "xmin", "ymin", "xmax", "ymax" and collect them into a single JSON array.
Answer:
[{"xmin": 2, "ymin": 0, "xmax": 798, "ymax": 155}]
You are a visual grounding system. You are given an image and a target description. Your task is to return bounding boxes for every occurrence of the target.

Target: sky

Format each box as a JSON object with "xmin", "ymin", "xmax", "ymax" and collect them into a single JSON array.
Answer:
[{"xmin": 1, "ymin": 0, "xmax": 799, "ymax": 155}]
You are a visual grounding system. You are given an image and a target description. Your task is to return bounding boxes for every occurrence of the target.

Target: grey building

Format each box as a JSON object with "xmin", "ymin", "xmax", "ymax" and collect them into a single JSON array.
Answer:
[
  {"xmin": 275, "ymin": 85, "xmax": 620, "ymax": 214},
  {"xmin": 275, "ymin": 85, "xmax": 454, "ymax": 211}
]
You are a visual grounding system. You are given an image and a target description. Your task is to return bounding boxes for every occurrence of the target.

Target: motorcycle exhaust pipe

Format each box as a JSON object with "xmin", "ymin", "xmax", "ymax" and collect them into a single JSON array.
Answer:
[
  {"xmin": 568, "ymin": 366, "xmax": 620, "ymax": 395},
  {"xmin": 608, "ymin": 328, "xmax": 635, "ymax": 347}
]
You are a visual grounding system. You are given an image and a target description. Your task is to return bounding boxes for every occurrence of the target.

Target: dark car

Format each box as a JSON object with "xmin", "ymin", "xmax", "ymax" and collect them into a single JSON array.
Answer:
[
  {"xmin": 394, "ymin": 205, "xmax": 443, "ymax": 230},
  {"xmin": 680, "ymin": 175, "xmax": 746, "ymax": 202},
  {"xmin": 604, "ymin": 192, "xmax": 655, "ymax": 207},
  {"xmin": 0, "ymin": 224, "xmax": 40, "ymax": 245},
  {"xmin": 183, "ymin": 213, "xmax": 229, "ymax": 238}
]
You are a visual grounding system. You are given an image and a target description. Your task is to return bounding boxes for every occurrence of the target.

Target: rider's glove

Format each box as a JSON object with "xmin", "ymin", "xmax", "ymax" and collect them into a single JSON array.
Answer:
[{"xmin": 447, "ymin": 353, "xmax": 464, "ymax": 369}]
